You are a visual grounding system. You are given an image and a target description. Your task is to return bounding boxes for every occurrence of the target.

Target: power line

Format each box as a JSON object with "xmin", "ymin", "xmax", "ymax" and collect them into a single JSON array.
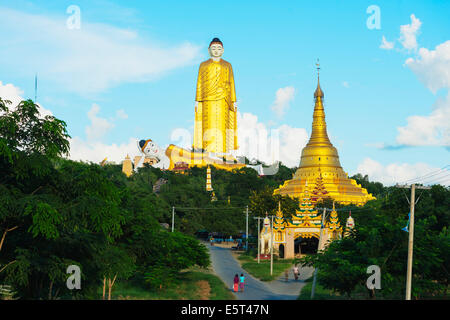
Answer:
[
  {"xmin": 419, "ymin": 172, "xmax": 450, "ymax": 185},
  {"xmin": 398, "ymin": 165, "xmax": 450, "ymax": 185},
  {"xmin": 173, "ymin": 206, "xmax": 246, "ymax": 210},
  {"xmin": 399, "ymin": 165, "xmax": 449, "ymax": 183},
  {"xmin": 414, "ymin": 171, "xmax": 450, "ymax": 184}
]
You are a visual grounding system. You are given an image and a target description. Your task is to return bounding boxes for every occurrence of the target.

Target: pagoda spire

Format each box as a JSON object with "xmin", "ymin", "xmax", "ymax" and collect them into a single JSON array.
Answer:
[
  {"xmin": 325, "ymin": 201, "xmax": 342, "ymax": 240},
  {"xmin": 309, "ymin": 60, "xmax": 332, "ymax": 147}
]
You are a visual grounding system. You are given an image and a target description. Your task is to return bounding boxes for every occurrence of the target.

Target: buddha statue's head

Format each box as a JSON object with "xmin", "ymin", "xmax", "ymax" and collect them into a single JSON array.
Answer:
[{"xmin": 208, "ymin": 37, "xmax": 224, "ymax": 59}]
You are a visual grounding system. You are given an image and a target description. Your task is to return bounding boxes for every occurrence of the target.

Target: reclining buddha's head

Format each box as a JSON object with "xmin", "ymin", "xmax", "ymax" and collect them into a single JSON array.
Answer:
[{"xmin": 138, "ymin": 139, "xmax": 160, "ymax": 160}]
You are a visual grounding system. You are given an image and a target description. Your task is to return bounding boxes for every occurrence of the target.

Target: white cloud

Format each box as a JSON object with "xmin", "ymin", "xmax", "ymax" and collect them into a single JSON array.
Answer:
[
  {"xmin": 69, "ymin": 136, "xmax": 138, "ymax": 164},
  {"xmin": 85, "ymin": 104, "xmax": 115, "ymax": 142},
  {"xmin": 356, "ymin": 158, "xmax": 448, "ymax": 186},
  {"xmin": 396, "ymin": 39, "xmax": 450, "ymax": 147},
  {"xmin": 0, "ymin": 7, "xmax": 201, "ymax": 95},
  {"xmin": 405, "ymin": 40, "xmax": 450, "ymax": 93},
  {"xmin": 237, "ymin": 112, "xmax": 308, "ymax": 167},
  {"xmin": 271, "ymin": 86, "xmax": 296, "ymax": 118},
  {"xmin": 116, "ymin": 109, "xmax": 128, "ymax": 120},
  {"xmin": 396, "ymin": 92, "xmax": 450, "ymax": 147},
  {"xmin": 0, "ymin": 81, "xmax": 53, "ymax": 117},
  {"xmin": 67, "ymin": 103, "xmax": 137, "ymax": 164},
  {"xmin": 380, "ymin": 35, "xmax": 394, "ymax": 50},
  {"xmin": 399, "ymin": 14, "xmax": 422, "ymax": 51},
  {"xmin": 378, "ymin": 16, "xmax": 450, "ymax": 148},
  {"xmin": 342, "ymin": 81, "xmax": 350, "ymax": 88}
]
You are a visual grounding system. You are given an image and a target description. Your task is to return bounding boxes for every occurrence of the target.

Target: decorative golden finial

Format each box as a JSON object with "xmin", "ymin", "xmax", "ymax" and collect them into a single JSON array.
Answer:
[
  {"xmin": 276, "ymin": 201, "xmax": 283, "ymax": 218},
  {"xmin": 314, "ymin": 59, "xmax": 324, "ymax": 99},
  {"xmin": 316, "ymin": 58, "xmax": 320, "ymax": 80}
]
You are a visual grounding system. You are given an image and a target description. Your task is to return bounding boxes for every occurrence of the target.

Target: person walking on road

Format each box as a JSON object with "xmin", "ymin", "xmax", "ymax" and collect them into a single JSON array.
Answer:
[
  {"xmin": 233, "ymin": 274, "xmax": 239, "ymax": 292},
  {"xmin": 293, "ymin": 265, "xmax": 299, "ymax": 281},
  {"xmin": 239, "ymin": 273, "xmax": 245, "ymax": 292}
]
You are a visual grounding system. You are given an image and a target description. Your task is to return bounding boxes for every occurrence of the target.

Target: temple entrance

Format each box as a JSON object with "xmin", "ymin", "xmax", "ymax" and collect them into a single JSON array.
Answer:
[
  {"xmin": 294, "ymin": 238, "xmax": 302, "ymax": 255},
  {"xmin": 295, "ymin": 237, "xmax": 319, "ymax": 254},
  {"xmin": 278, "ymin": 244, "xmax": 284, "ymax": 258}
]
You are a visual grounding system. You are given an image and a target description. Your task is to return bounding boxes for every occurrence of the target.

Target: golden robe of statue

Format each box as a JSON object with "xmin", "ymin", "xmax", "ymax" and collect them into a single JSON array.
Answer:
[{"xmin": 193, "ymin": 58, "xmax": 238, "ymax": 154}]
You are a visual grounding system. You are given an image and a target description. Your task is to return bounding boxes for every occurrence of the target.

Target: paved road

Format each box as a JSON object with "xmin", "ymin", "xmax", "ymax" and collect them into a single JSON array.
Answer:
[{"xmin": 206, "ymin": 243, "xmax": 314, "ymax": 300}]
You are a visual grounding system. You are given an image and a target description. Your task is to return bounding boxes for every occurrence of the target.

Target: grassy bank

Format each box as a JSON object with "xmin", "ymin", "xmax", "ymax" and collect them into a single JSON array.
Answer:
[
  {"xmin": 297, "ymin": 277, "xmax": 342, "ymax": 300},
  {"xmin": 236, "ymin": 252, "xmax": 295, "ymax": 282},
  {"xmin": 108, "ymin": 267, "xmax": 235, "ymax": 300}
]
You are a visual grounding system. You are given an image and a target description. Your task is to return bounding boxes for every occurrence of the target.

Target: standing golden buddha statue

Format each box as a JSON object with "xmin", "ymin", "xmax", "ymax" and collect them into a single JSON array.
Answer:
[{"xmin": 193, "ymin": 38, "xmax": 238, "ymax": 155}]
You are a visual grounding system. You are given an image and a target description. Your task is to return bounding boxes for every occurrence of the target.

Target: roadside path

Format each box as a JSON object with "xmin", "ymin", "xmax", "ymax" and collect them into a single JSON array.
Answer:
[{"xmin": 205, "ymin": 243, "xmax": 314, "ymax": 300}]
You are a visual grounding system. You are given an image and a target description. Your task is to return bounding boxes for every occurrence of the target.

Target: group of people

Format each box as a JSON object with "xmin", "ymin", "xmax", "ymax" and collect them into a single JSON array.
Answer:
[
  {"xmin": 233, "ymin": 273, "xmax": 245, "ymax": 292},
  {"xmin": 233, "ymin": 264, "xmax": 301, "ymax": 294}
]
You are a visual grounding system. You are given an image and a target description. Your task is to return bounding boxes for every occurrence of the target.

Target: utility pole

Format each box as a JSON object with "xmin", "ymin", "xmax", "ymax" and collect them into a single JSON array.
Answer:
[
  {"xmin": 396, "ymin": 183, "xmax": 431, "ymax": 300},
  {"xmin": 270, "ymin": 215, "xmax": 274, "ymax": 276},
  {"xmin": 246, "ymin": 205, "xmax": 249, "ymax": 252},
  {"xmin": 311, "ymin": 207, "xmax": 327, "ymax": 299},
  {"xmin": 171, "ymin": 206, "xmax": 175, "ymax": 232},
  {"xmin": 253, "ymin": 216, "xmax": 264, "ymax": 264}
]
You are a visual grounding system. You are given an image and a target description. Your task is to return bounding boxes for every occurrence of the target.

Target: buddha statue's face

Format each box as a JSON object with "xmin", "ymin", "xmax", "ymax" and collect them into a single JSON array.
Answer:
[{"xmin": 209, "ymin": 43, "xmax": 224, "ymax": 58}]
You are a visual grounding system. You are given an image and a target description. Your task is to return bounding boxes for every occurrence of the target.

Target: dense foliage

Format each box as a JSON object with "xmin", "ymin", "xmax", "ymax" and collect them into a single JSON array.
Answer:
[
  {"xmin": 301, "ymin": 185, "xmax": 450, "ymax": 299},
  {"xmin": 0, "ymin": 99, "xmax": 209, "ymax": 299}
]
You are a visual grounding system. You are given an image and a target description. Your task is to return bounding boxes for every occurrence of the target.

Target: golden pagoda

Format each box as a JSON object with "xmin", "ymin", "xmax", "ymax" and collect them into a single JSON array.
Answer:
[
  {"xmin": 122, "ymin": 154, "xmax": 132, "ymax": 177},
  {"xmin": 274, "ymin": 63, "xmax": 375, "ymax": 206}
]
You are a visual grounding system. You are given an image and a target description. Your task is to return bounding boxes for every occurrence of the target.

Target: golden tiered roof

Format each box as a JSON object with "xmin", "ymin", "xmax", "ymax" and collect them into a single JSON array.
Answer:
[
  {"xmin": 274, "ymin": 65, "xmax": 375, "ymax": 206},
  {"xmin": 325, "ymin": 202, "xmax": 342, "ymax": 234},
  {"xmin": 273, "ymin": 201, "xmax": 286, "ymax": 230}
]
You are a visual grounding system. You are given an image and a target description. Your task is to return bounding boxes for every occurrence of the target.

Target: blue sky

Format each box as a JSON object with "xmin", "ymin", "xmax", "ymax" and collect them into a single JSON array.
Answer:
[{"xmin": 0, "ymin": 0, "xmax": 449, "ymax": 185}]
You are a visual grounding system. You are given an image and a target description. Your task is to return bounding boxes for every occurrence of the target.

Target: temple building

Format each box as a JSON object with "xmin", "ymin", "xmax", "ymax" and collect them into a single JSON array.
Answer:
[
  {"xmin": 274, "ymin": 67, "xmax": 375, "ymax": 206},
  {"xmin": 272, "ymin": 185, "xmax": 344, "ymax": 259},
  {"xmin": 121, "ymin": 154, "xmax": 159, "ymax": 177}
]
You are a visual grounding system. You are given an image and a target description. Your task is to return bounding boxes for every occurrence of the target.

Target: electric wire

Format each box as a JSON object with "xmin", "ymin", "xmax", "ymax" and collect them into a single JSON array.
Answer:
[
  {"xmin": 419, "ymin": 172, "xmax": 450, "ymax": 185},
  {"xmin": 397, "ymin": 165, "xmax": 450, "ymax": 185}
]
